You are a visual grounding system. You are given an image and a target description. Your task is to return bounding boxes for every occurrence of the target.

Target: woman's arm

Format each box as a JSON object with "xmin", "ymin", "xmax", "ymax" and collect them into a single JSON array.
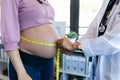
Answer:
[
  {"xmin": 7, "ymin": 49, "xmax": 31, "ymax": 79},
  {"xmin": 1, "ymin": 0, "xmax": 32, "ymax": 79},
  {"xmin": 8, "ymin": 49, "xmax": 32, "ymax": 80}
]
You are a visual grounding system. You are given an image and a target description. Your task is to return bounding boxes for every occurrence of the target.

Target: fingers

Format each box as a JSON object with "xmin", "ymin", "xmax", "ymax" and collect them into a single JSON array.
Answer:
[
  {"xmin": 73, "ymin": 42, "xmax": 81, "ymax": 50},
  {"xmin": 60, "ymin": 47, "xmax": 73, "ymax": 55},
  {"xmin": 60, "ymin": 48, "xmax": 65, "ymax": 53},
  {"xmin": 56, "ymin": 38, "xmax": 74, "ymax": 55},
  {"xmin": 56, "ymin": 38, "xmax": 64, "ymax": 48},
  {"xmin": 64, "ymin": 49, "xmax": 73, "ymax": 55}
]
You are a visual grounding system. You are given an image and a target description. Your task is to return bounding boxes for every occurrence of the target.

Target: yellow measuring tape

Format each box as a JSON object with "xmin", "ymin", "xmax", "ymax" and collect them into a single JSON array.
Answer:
[{"xmin": 20, "ymin": 36, "xmax": 60, "ymax": 80}]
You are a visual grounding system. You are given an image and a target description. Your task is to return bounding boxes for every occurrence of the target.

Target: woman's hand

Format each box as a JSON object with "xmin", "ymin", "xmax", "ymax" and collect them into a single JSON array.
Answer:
[
  {"xmin": 7, "ymin": 50, "xmax": 32, "ymax": 80},
  {"xmin": 56, "ymin": 37, "xmax": 81, "ymax": 55},
  {"xmin": 18, "ymin": 72, "xmax": 32, "ymax": 80}
]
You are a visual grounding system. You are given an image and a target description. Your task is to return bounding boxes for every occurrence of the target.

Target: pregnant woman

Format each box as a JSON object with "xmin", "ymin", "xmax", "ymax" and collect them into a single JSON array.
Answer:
[{"xmin": 1, "ymin": 0, "xmax": 59, "ymax": 80}]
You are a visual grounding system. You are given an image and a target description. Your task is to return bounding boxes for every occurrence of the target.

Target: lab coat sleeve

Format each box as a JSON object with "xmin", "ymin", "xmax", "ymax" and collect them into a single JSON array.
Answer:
[
  {"xmin": 80, "ymin": 9, "xmax": 120, "ymax": 57},
  {"xmin": 77, "ymin": 16, "xmax": 99, "ymax": 57}
]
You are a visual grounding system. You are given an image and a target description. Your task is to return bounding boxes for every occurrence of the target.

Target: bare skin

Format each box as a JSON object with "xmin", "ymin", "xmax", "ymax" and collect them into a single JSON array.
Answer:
[
  {"xmin": 19, "ymin": 24, "xmax": 60, "ymax": 58},
  {"xmin": 8, "ymin": 50, "xmax": 32, "ymax": 80}
]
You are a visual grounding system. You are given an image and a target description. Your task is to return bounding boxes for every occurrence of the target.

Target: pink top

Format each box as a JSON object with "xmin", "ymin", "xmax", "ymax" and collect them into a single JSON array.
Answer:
[{"xmin": 1, "ymin": 0, "xmax": 55, "ymax": 51}]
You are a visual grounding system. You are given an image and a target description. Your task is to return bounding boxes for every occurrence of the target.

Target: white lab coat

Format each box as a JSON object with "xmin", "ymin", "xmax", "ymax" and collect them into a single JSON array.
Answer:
[{"xmin": 78, "ymin": 0, "xmax": 120, "ymax": 80}]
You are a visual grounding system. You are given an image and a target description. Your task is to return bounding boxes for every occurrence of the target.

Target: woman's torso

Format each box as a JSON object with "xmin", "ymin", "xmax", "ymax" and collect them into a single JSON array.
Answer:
[
  {"xmin": 19, "ymin": 24, "xmax": 60, "ymax": 58},
  {"xmin": 18, "ymin": 0, "xmax": 59, "ymax": 58}
]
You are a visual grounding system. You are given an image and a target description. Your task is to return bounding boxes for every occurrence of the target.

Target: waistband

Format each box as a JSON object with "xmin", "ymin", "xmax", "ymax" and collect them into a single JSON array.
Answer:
[{"xmin": 19, "ymin": 50, "xmax": 53, "ymax": 68}]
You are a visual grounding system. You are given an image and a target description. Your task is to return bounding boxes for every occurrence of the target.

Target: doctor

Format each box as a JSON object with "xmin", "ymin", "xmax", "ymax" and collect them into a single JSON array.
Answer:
[{"xmin": 57, "ymin": 0, "xmax": 120, "ymax": 80}]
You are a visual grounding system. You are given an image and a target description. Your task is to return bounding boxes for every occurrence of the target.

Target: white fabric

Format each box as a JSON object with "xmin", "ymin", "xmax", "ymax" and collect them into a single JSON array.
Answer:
[{"xmin": 77, "ymin": 0, "xmax": 120, "ymax": 80}]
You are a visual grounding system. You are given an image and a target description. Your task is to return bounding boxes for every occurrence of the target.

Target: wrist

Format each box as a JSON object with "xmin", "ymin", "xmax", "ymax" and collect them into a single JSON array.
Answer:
[
  {"xmin": 17, "ymin": 68, "xmax": 27, "ymax": 75},
  {"xmin": 18, "ymin": 71, "xmax": 31, "ymax": 80},
  {"xmin": 77, "ymin": 44, "xmax": 81, "ymax": 50},
  {"xmin": 73, "ymin": 42, "xmax": 81, "ymax": 50}
]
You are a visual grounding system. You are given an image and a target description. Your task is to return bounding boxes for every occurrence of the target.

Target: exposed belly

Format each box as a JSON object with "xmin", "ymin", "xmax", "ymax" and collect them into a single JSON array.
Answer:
[{"xmin": 19, "ymin": 24, "xmax": 60, "ymax": 58}]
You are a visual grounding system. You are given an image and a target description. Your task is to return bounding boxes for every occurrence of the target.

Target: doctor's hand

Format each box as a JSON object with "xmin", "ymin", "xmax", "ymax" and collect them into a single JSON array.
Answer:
[{"xmin": 56, "ymin": 37, "xmax": 81, "ymax": 55}]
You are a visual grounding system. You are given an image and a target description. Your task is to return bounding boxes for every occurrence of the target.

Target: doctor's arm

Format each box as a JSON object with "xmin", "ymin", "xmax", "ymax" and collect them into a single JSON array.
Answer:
[
  {"xmin": 79, "ymin": 13, "xmax": 120, "ymax": 57},
  {"xmin": 56, "ymin": 37, "xmax": 81, "ymax": 54},
  {"xmin": 56, "ymin": 16, "xmax": 98, "ymax": 55}
]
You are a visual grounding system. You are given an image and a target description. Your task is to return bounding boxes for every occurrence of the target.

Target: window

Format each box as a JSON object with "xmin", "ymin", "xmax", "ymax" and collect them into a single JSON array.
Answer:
[
  {"xmin": 49, "ymin": 0, "xmax": 104, "ymax": 37},
  {"xmin": 79, "ymin": 0, "xmax": 103, "ymax": 37},
  {"xmin": 49, "ymin": 0, "xmax": 70, "ymax": 34}
]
